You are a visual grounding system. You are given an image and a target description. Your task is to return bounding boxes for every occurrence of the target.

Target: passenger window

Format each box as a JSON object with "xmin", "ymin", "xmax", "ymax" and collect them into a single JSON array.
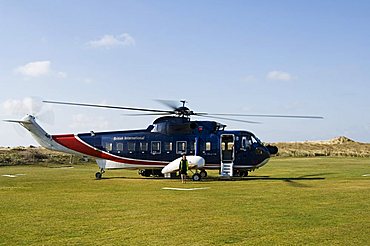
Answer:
[
  {"xmin": 176, "ymin": 141, "xmax": 187, "ymax": 154},
  {"xmin": 164, "ymin": 142, "xmax": 172, "ymax": 152},
  {"xmin": 151, "ymin": 141, "xmax": 161, "ymax": 154},
  {"xmin": 128, "ymin": 142, "xmax": 135, "ymax": 152},
  {"xmin": 116, "ymin": 143, "xmax": 123, "ymax": 152},
  {"xmin": 105, "ymin": 142, "xmax": 113, "ymax": 152},
  {"xmin": 140, "ymin": 142, "xmax": 148, "ymax": 152}
]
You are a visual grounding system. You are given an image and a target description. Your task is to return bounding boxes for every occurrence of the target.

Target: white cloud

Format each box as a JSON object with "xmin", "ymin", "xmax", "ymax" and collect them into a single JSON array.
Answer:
[
  {"xmin": 69, "ymin": 114, "xmax": 109, "ymax": 131},
  {"xmin": 15, "ymin": 61, "xmax": 51, "ymax": 77},
  {"xmin": 14, "ymin": 61, "xmax": 67, "ymax": 79},
  {"xmin": 2, "ymin": 97, "xmax": 41, "ymax": 115},
  {"xmin": 266, "ymin": 70, "xmax": 293, "ymax": 81},
  {"xmin": 120, "ymin": 33, "xmax": 136, "ymax": 46},
  {"xmin": 87, "ymin": 33, "xmax": 136, "ymax": 48}
]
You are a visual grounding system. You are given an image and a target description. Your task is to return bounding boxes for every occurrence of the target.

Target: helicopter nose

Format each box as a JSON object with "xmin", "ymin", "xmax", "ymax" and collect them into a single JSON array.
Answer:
[
  {"xmin": 266, "ymin": 145, "xmax": 278, "ymax": 155},
  {"xmin": 255, "ymin": 146, "xmax": 270, "ymax": 157},
  {"xmin": 255, "ymin": 146, "xmax": 271, "ymax": 167},
  {"xmin": 254, "ymin": 146, "xmax": 270, "ymax": 160},
  {"xmin": 262, "ymin": 147, "xmax": 271, "ymax": 159}
]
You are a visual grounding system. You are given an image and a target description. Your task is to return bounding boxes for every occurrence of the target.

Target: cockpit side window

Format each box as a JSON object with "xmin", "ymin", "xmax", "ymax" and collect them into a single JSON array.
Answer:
[
  {"xmin": 241, "ymin": 137, "xmax": 247, "ymax": 149},
  {"xmin": 241, "ymin": 136, "xmax": 252, "ymax": 150}
]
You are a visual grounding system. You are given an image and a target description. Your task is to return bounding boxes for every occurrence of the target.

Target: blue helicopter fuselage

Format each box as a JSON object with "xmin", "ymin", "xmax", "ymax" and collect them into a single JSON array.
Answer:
[{"xmin": 74, "ymin": 116, "xmax": 273, "ymax": 174}]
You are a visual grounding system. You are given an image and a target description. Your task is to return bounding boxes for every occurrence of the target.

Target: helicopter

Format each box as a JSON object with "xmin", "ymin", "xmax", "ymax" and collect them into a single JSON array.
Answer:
[{"xmin": 5, "ymin": 100, "xmax": 323, "ymax": 181}]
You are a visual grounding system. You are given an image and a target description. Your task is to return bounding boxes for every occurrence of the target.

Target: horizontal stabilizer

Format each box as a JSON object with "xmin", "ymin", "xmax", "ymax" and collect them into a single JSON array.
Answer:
[{"xmin": 3, "ymin": 119, "xmax": 32, "ymax": 124}]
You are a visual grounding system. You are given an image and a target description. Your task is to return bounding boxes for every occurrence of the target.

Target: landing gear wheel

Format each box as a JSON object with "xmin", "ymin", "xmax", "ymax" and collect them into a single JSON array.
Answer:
[
  {"xmin": 139, "ymin": 170, "xmax": 151, "ymax": 177},
  {"xmin": 192, "ymin": 173, "xmax": 201, "ymax": 181},
  {"xmin": 200, "ymin": 170, "xmax": 208, "ymax": 178},
  {"xmin": 239, "ymin": 171, "xmax": 248, "ymax": 177},
  {"xmin": 95, "ymin": 172, "xmax": 102, "ymax": 179}
]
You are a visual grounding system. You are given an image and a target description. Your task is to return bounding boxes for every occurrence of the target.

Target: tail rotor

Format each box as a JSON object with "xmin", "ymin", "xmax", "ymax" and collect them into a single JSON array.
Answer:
[{"xmin": 2, "ymin": 97, "xmax": 54, "ymax": 138}]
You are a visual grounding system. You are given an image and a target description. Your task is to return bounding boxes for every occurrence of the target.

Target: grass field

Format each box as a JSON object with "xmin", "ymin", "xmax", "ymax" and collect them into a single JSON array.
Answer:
[{"xmin": 0, "ymin": 158, "xmax": 369, "ymax": 245}]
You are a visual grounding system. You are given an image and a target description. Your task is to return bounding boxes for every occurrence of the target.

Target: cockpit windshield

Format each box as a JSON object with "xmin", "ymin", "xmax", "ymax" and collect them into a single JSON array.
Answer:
[
  {"xmin": 241, "ymin": 134, "xmax": 262, "ymax": 149},
  {"xmin": 251, "ymin": 135, "xmax": 261, "ymax": 144}
]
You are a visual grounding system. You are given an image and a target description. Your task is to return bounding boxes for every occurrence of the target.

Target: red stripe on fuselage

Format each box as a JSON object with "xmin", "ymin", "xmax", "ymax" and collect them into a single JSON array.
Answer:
[{"xmin": 52, "ymin": 134, "xmax": 165, "ymax": 166}]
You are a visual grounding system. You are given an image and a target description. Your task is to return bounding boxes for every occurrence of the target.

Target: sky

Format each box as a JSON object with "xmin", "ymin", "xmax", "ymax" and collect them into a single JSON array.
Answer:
[{"xmin": 0, "ymin": 0, "xmax": 369, "ymax": 146}]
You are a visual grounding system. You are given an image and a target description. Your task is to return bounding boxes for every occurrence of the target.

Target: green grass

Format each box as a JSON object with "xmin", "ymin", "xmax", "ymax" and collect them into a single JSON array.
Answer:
[{"xmin": 0, "ymin": 158, "xmax": 369, "ymax": 245}]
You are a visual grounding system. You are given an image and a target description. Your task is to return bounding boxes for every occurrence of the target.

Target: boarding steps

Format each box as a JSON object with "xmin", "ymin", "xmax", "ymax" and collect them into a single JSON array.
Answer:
[{"xmin": 220, "ymin": 161, "xmax": 234, "ymax": 178}]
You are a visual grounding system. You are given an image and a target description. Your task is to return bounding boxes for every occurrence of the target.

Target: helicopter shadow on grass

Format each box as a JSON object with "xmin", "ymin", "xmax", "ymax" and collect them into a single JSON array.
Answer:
[
  {"xmin": 96, "ymin": 173, "xmax": 333, "ymax": 187},
  {"xmin": 97, "ymin": 175, "xmax": 189, "ymax": 181},
  {"xmin": 203, "ymin": 173, "xmax": 332, "ymax": 187},
  {"xmin": 97, "ymin": 176, "xmax": 164, "ymax": 181}
]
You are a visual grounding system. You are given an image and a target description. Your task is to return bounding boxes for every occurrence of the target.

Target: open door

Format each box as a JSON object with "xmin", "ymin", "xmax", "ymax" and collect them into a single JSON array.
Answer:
[{"xmin": 221, "ymin": 134, "xmax": 235, "ymax": 162}]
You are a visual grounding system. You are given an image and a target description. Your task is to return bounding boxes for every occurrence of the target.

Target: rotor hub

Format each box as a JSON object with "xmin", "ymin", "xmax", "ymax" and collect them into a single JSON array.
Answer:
[{"xmin": 175, "ymin": 106, "xmax": 194, "ymax": 117}]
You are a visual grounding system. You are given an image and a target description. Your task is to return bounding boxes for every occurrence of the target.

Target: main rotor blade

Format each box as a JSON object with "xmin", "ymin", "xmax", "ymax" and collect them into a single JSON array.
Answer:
[
  {"xmin": 155, "ymin": 99, "xmax": 181, "ymax": 110},
  {"xmin": 122, "ymin": 113, "xmax": 173, "ymax": 116},
  {"xmin": 200, "ymin": 113, "xmax": 323, "ymax": 119},
  {"xmin": 43, "ymin": 100, "xmax": 174, "ymax": 114},
  {"xmin": 196, "ymin": 115, "xmax": 261, "ymax": 124}
]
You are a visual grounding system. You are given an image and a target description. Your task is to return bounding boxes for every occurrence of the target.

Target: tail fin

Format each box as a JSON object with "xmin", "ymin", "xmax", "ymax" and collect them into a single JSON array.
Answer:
[
  {"xmin": 4, "ymin": 115, "xmax": 76, "ymax": 154},
  {"xmin": 4, "ymin": 115, "xmax": 55, "ymax": 148}
]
